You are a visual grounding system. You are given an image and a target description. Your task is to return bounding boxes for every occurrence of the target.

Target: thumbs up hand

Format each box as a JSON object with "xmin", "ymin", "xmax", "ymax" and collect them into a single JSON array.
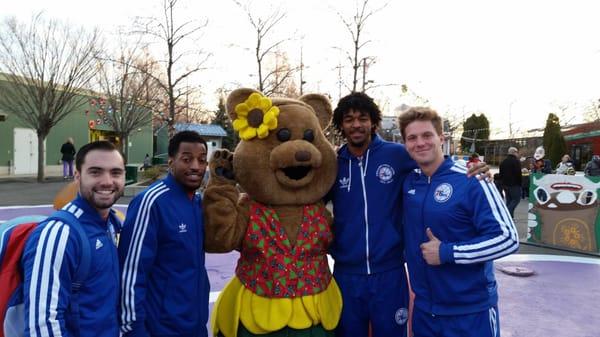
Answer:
[{"xmin": 420, "ymin": 228, "xmax": 442, "ymax": 266}]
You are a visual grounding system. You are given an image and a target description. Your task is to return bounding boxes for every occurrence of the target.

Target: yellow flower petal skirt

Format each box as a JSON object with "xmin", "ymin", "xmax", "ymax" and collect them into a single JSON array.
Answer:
[{"xmin": 211, "ymin": 276, "xmax": 342, "ymax": 337}]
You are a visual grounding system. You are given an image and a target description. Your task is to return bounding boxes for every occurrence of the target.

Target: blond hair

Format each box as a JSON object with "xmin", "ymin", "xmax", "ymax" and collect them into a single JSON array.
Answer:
[{"xmin": 398, "ymin": 107, "xmax": 443, "ymax": 141}]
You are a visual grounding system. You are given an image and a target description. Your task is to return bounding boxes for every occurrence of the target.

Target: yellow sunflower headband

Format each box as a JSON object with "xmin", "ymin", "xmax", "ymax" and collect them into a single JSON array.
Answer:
[{"xmin": 233, "ymin": 92, "xmax": 280, "ymax": 140}]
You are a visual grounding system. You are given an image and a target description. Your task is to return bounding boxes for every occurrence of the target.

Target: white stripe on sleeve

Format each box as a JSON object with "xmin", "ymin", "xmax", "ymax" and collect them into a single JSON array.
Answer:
[{"xmin": 120, "ymin": 183, "xmax": 168, "ymax": 331}]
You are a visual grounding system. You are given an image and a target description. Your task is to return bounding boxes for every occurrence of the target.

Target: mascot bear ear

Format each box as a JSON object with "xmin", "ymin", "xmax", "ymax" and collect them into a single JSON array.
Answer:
[
  {"xmin": 226, "ymin": 88, "xmax": 261, "ymax": 121},
  {"xmin": 298, "ymin": 94, "xmax": 332, "ymax": 131}
]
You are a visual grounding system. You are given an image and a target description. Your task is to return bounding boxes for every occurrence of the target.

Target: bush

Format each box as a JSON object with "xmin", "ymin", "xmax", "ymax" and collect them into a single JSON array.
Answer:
[{"xmin": 140, "ymin": 166, "xmax": 162, "ymax": 182}]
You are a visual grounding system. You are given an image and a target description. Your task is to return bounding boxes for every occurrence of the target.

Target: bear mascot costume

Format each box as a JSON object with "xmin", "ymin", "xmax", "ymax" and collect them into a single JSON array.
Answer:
[{"xmin": 203, "ymin": 88, "xmax": 342, "ymax": 337}]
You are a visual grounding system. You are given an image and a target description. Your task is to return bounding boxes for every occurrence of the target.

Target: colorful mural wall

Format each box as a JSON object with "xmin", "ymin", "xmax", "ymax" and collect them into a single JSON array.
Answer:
[{"xmin": 528, "ymin": 173, "xmax": 600, "ymax": 254}]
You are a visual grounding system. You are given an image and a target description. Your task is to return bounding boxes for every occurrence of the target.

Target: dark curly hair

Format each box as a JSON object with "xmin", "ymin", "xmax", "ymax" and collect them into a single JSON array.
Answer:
[
  {"xmin": 168, "ymin": 130, "xmax": 207, "ymax": 157},
  {"xmin": 332, "ymin": 92, "xmax": 382, "ymax": 134}
]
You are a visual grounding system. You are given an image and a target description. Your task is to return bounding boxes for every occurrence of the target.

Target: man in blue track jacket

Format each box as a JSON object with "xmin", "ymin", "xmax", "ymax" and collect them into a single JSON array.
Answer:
[
  {"xmin": 327, "ymin": 92, "xmax": 415, "ymax": 337},
  {"xmin": 22, "ymin": 141, "xmax": 126, "ymax": 337},
  {"xmin": 399, "ymin": 107, "xmax": 519, "ymax": 337},
  {"xmin": 119, "ymin": 131, "xmax": 210, "ymax": 337}
]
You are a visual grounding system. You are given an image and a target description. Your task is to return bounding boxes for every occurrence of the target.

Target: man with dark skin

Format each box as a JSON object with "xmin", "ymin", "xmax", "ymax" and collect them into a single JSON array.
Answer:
[{"xmin": 119, "ymin": 131, "xmax": 210, "ymax": 337}]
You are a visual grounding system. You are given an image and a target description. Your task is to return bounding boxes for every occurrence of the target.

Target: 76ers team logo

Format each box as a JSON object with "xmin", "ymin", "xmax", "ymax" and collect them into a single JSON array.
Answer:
[
  {"xmin": 376, "ymin": 164, "xmax": 395, "ymax": 184},
  {"xmin": 395, "ymin": 307, "xmax": 408, "ymax": 325},
  {"xmin": 434, "ymin": 183, "xmax": 453, "ymax": 203}
]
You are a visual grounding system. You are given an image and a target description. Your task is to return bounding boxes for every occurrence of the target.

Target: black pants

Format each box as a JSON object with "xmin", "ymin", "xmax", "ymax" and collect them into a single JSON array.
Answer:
[{"xmin": 504, "ymin": 185, "xmax": 521, "ymax": 218}]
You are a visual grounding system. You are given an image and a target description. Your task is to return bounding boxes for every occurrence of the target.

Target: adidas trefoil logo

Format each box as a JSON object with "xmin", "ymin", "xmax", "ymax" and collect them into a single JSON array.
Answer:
[
  {"xmin": 179, "ymin": 223, "xmax": 188, "ymax": 233},
  {"xmin": 408, "ymin": 189, "xmax": 416, "ymax": 195},
  {"xmin": 95, "ymin": 239, "xmax": 103, "ymax": 250},
  {"xmin": 339, "ymin": 177, "xmax": 350, "ymax": 190}
]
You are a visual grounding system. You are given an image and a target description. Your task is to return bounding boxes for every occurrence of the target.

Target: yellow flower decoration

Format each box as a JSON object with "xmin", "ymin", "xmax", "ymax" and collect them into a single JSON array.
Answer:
[{"xmin": 233, "ymin": 92, "xmax": 280, "ymax": 140}]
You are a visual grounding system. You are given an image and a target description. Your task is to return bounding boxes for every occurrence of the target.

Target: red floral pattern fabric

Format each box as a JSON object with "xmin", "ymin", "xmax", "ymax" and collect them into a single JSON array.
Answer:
[{"xmin": 236, "ymin": 202, "xmax": 333, "ymax": 298}]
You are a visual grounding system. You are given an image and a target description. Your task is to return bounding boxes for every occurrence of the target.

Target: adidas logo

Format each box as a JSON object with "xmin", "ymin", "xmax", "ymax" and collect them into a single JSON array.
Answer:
[
  {"xmin": 179, "ymin": 223, "xmax": 188, "ymax": 233},
  {"xmin": 339, "ymin": 177, "xmax": 350, "ymax": 189},
  {"xmin": 408, "ymin": 189, "xmax": 416, "ymax": 195},
  {"xmin": 95, "ymin": 239, "xmax": 103, "ymax": 250}
]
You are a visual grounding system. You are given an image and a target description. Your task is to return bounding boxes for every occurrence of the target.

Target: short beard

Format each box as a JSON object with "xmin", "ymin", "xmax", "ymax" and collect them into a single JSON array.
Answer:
[{"xmin": 348, "ymin": 139, "xmax": 366, "ymax": 148}]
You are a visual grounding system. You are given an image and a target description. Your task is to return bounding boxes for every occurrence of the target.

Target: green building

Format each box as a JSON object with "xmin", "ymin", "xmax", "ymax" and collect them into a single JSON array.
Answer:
[{"xmin": 0, "ymin": 78, "xmax": 153, "ymax": 176}]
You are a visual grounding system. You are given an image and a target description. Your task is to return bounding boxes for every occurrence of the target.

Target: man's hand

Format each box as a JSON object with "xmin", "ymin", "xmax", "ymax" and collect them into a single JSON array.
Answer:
[
  {"xmin": 420, "ymin": 228, "xmax": 442, "ymax": 266},
  {"xmin": 467, "ymin": 162, "xmax": 492, "ymax": 181}
]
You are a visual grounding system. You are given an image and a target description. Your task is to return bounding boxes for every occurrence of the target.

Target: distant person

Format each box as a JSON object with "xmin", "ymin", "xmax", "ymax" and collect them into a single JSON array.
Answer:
[
  {"xmin": 499, "ymin": 147, "xmax": 522, "ymax": 218},
  {"xmin": 555, "ymin": 154, "xmax": 575, "ymax": 175},
  {"xmin": 140, "ymin": 153, "xmax": 152, "ymax": 171},
  {"xmin": 23, "ymin": 141, "xmax": 125, "ymax": 337},
  {"xmin": 531, "ymin": 147, "xmax": 552, "ymax": 174},
  {"xmin": 60, "ymin": 137, "xmax": 77, "ymax": 179},
  {"xmin": 521, "ymin": 160, "xmax": 531, "ymax": 199},
  {"xmin": 493, "ymin": 173, "xmax": 505, "ymax": 200},
  {"xmin": 399, "ymin": 107, "xmax": 518, "ymax": 337},
  {"xmin": 584, "ymin": 155, "xmax": 600, "ymax": 176},
  {"xmin": 119, "ymin": 131, "xmax": 210, "ymax": 337},
  {"xmin": 467, "ymin": 153, "xmax": 481, "ymax": 169}
]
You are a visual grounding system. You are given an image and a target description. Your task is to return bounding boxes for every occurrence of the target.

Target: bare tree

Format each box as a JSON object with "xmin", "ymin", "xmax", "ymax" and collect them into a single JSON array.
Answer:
[
  {"xmin": 0, "ymin": 14, "xmax": 101, "ymax": 181},
  {"xmin": 585, "ymin": 99, "xmax": 600, "ymax": 122},
  {"xmin": 94, "ymin": 37, "xmax": 162, "ymax": 161},
  {"xmin": 335, "ymin": 0, "xmax": 387, "ymax": 92},
  {"xmin": 134, "ymin": 0, "xmax": 210, "ymax": 135},
  {"xmin": 235, "ymin": 1, "xmax": 298, "ymax": 96},
  {"xmin": 267, "ymin": 51, "xmax": 300, "ymax": 97},
  {"xmin": 175, "ymin": 86, "xmax": 211, "ymax": 124}
]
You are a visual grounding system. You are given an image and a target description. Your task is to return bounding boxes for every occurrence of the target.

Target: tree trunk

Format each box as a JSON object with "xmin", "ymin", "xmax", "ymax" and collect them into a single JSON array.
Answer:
[
  {"xmin": 36, "ymin": 131, "xmax": 47, "ymax": 182},
  {"xmin": 122, "ymin": 134, "xmax": 129, "ymax": 164}
]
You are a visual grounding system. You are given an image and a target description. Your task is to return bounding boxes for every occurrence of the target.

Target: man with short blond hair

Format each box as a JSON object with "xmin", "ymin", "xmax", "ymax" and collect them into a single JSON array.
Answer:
[{"xmin": 399, "ymin": 107, "xmax": 518, "ymax": 337}]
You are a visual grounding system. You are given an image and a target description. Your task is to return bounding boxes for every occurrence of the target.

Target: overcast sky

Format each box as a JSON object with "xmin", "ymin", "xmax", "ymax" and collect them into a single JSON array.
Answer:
[{"xmin": 4, "ymin": 0, "xmax": 600, "ymax": 138}]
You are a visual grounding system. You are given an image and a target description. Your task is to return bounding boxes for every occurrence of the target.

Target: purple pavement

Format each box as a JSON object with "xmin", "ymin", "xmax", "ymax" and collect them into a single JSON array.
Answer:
[
  {"xmin": 496, "ymin": 256, "xmax": 600, "ymax": 337},
  {"xmin": 3, "ymin": 206, "xmax": 600, "ymax": 336}
]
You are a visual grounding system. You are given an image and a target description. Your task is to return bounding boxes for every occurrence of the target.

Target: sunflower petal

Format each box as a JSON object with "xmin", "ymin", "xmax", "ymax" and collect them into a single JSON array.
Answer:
[
  {"xmin": 265, "ymin": 115, "xmax": 278, "ymax": 130},
  {"xmin": 257, "ymin": 124, "xmax": 270, "ymax": 139},
  {"xmin": 233, "ymin": 118, "xmax": 248, "ymax": 131},
  {"xmin": 247, "ymin": 93, "xmax": 261, "ymax": 107},
  {"xmin": 263, "ymin": 110, "xmax": 275, "ymax": 123},
  {"xmin": 259, "ymin": 97, "xmax": 272, "ymax": 111},
  {"xmin": 269, "ymin": 106, "xmax": 280, "ymax": 117},
  {"xmin": 240, "ymin": 127, "xmax": 257, "ymax": 140},
  {"xmin": 235, "ymin": 103, "xmax": 249, "ymax": 117}
]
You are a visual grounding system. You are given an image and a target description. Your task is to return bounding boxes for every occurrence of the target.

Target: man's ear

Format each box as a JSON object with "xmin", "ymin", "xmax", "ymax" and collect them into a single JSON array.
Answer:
[
  {"xmin": 226, "ymin": 88, "xmax": 261, "ymax": 122},
  {"xmin": 298, "ymin": 94, "xmax": 332, "ymax": 130}
]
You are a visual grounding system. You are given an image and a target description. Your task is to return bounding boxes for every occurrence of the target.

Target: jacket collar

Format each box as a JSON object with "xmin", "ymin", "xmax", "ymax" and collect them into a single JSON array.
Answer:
[{"xmin": 68, "ymin": 194, "xmax": 119, "ymax": 228}]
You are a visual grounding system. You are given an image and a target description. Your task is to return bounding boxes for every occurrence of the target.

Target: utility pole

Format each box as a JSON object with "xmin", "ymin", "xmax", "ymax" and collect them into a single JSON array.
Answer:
[
  {"xmin": 299, "ymin": 46, "xmax": 306, "ymax": 96},
  {"xmin": 508, "ymin": 100, "xmax": 515, "ymax": 138},
  {"xmin": 362, "ymin": 58, "xmax": 367, "ymax": 92},
  {"xmin": 361, "ymin": 57, "xmax": 374, "ymax": 92},
  {"xmin": 335, "ymin": 61, "xmax": 343, "ymax": 100}
]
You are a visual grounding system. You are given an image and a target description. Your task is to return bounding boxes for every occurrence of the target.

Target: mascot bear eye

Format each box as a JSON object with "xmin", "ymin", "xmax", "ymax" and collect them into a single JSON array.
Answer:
[
  {"xmin": 277, "ymin": 128, "xmax": 291, "ymax": 142},
  {"xmin": 303, "ymin": 129, "xmax": 314, "ymax": 142}
]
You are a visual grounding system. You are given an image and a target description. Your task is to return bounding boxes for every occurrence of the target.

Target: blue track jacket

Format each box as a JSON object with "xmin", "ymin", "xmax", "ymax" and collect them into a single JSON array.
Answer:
[
  {"xmin": 22, "ymin": 196, "xmax": 121, "ymax": 337},
  {"xmin": 119, "ymin": 174, "xmax": 209, "ymax": 337},
  {"xmin": 328, "ymin": 134, "xmax": 416, "ymax": 274},
  {"xmin": 403, "ymin": 158, "xmax": 519, "ymax": 315}
]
